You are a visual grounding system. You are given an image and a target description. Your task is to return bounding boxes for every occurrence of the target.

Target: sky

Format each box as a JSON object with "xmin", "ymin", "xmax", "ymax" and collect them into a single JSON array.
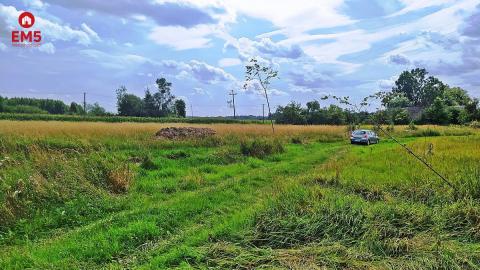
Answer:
[{"xmin": 0, "ymin": 0, "xmax": 479, "ymax": 116}]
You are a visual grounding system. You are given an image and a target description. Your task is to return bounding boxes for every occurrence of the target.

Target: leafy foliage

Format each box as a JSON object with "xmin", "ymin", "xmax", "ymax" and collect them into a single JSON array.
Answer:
[
  {"xmin": 115, "ymin": 78, "xmax": 176, "ymax": 117},
  {"xmin": 174, "ymin": 99, "xmax": 186, "ymax": 118}
]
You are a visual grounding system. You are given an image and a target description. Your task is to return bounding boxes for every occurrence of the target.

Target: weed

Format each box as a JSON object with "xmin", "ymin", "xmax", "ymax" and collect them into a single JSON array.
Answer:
[{"xmin": 240, "ymin": 138, "xmax": 284, "ymax": 158}]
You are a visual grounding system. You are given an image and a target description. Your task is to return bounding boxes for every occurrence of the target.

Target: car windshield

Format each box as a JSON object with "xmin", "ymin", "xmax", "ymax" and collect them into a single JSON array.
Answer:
[{"xmin": 353, "ymin": 130, "xmax": 366, "ymax": 135}]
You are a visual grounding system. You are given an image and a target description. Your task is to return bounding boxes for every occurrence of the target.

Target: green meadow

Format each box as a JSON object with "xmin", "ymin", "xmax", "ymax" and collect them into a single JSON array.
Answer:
[{"xmin": 0, "ymin": 121, "xmax": 479, "ymax": 269}]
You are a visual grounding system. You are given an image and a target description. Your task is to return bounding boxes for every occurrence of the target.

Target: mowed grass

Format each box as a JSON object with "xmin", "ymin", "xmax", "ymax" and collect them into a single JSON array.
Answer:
[{"xmin": 0, "ymin": 120, "xmax": 479, "ymax": 269}]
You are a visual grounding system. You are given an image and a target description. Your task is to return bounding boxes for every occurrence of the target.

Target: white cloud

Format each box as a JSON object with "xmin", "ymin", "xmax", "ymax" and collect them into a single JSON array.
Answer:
[
  {"xmin": 225, "ymin": 0, "xmax": 351, "ymax": 33},
  {"xmin": 22, "ymin": 0, "xmax": 45, "ymax": 9},
  {"xmin": 148, "ymin": 25, "xmax": 217, "ymax": 50},
  {"xmin": 81, "ymin": 23, "xmax": 101, "ymax": 41},
  {"xmin": 38, "ymin": 42, "xmax": 55, "ymax": 54},
  {"xmin": 218, "ymin": 58, "xmax": 241, "ymax": 67},
  {"xmin": 0, "ymin": 42, "xmax": 6, "ymax": 52}
]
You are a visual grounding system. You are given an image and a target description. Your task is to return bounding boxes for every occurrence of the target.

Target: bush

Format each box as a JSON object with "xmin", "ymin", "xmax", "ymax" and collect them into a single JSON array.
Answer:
[
  {"xmin": 410, "ymin": 129, "xmax": 441, "ymax": 137},
  {"xmin": 290, "ymin": 137, "xmax": 303, "ymax": 144},
  {"xmin": 107, "ymin": 164, "xmax": 134, "ymax": 193},
  {"xmin": 140, "ymin": 155, "xmax": 157, "ymax": 170},
  {"xmin": 408, "ymin": 121, "xmax": 417, "ymax": 130},
  {"xmin": 240, "ymin": 138, "xmax": 284, "ymax": 158},
  {"xmin": 470, "ymin": 121, "xmax": 480, "ymax": 129}
]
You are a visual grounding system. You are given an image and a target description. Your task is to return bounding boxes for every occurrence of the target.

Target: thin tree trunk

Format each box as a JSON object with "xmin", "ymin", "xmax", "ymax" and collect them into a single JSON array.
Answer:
[{"xmin": 257, "ymin": 74, "xmax": 274, "ymax": 133}]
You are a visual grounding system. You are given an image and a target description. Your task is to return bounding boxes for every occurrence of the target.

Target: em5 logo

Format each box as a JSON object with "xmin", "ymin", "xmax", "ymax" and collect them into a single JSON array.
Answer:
[{"xmin": 12, "ymin": 11, "xmax": 42, "ymax": 46}]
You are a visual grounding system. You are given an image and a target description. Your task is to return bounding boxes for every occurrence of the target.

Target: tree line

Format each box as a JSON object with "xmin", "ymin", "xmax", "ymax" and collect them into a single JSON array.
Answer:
[
  {"xmin": 273, "ymin": 68, "xmax": 480, "ymax": 125},
  {"xmin": 116, "ymin": 78, "xmax": 185, "ymax": 118},
  {"xmin": 1, "ymin": 69, "xmax": 479, "ymax": 125},
  {"xmin": 0, "ymin": 96, "xmax": 107, "ymax": 116},
  {"xmin": 0, "ymin": 77, "xmax": 186, "ymax": 118}
]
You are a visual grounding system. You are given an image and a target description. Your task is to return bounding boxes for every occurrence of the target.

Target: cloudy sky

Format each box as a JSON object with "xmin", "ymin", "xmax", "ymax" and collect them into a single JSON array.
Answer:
[{"xmin": 1, "ymin": 0, "xmax": 479, "ymax": 116}]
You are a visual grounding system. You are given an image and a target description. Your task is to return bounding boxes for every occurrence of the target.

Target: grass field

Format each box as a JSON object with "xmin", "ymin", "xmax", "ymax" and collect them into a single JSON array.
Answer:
[{"xmin": 0, "ymin": 121, "xmax": 479, "ymax": 269}]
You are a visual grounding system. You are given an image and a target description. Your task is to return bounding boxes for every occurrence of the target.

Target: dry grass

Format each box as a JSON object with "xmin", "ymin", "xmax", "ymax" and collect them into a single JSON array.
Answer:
[
  {"xmin": 0, "ymin": 121, "xmax": 477, "ymax": 144},
  {"xmin": 0, "ymin": 120, "xmax": 347, "ymax": 139}
]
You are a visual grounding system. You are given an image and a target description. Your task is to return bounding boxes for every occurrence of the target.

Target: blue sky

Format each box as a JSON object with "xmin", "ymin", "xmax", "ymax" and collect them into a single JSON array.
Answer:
[{"xmin": 0, "ymin": 0, "xmax": 479, "ymax": 116}]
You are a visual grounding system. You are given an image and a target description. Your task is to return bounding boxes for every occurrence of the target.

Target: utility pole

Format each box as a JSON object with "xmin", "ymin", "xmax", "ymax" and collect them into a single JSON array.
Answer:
[
  {"xmin": 190, "ymin": 104, "xmax": 193, "ymax": 118},
  {"xmin": 83, "ymin": 92, "xmax": 86, "ymax": 114},
  {"xmin": 228, "ymin": 90, "xmax": 237, "ymax": 119},
  {"xmin": 262, "ymin": 103, "xmax": 265, "ymax": 123}
]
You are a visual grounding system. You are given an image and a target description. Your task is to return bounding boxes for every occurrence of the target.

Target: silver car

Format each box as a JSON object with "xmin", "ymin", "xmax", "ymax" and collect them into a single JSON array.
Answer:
[{"xmin": 350, "ymin": 129, "xmax": 379, "ymax": 145}]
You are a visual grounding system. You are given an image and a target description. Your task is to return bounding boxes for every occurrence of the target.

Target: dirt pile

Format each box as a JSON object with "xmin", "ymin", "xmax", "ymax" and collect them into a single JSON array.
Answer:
[{"xmin": 155, "ymin": 127, "xmax": 216, "ymax": 140}]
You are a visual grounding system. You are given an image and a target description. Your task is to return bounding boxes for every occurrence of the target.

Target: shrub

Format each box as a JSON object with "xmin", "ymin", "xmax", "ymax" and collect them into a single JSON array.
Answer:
[
  {"xmin": 408, "ymin": 121, "xmax": 417, "ymax": 130},
  {"xmin": 416, "ymin": 129, "xmax": 441, "ymax": 137},
  {"xmin": 140, "ymin": 155, "xmax": 157, "ymax": 170},
  {"xmin": 470, "ymin": 120, "xmax": 480, "ymax": 129},
  {"xmin": 240, "ymin": 138, "xmax": 284, "ymax": 158},
  {"xmin": 290, "ymin": 136, "xmax": 303, "ymax": 144},
  {"xmin": 107, "ymin": 164, "xmax": 134, "ymax": 193}
]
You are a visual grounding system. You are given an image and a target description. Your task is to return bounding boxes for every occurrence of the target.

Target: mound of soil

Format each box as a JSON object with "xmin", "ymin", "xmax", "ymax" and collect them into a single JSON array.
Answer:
[{"xmin": 155, "ymin": 127, "xmax": 216, "ymax": 140}]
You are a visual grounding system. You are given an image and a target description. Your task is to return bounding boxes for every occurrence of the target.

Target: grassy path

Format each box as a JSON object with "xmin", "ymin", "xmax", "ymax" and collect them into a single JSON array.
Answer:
[{"xmin": 0, "ymin": 142, "xmax": 342, "ymax": 269}]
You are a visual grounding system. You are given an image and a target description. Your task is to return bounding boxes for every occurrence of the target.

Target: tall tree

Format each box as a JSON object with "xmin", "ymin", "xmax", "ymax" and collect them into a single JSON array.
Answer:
[
  {"xmin": 154, "ymin": 78, "xmax": 175, "ymax": 117},
  {"xmin": 244, "ymin": 58, "xmax": 278, "ymax": 133},
  {"xmin": 143, "ymin": 88, "xmax": 157, "ymax": 117},
  {"xmin": 116, "ymin": 86, "xmax": 143, "ymax": 116},
  {"xmin": 391, "ymin": 68, "xmax": 446, "ymax": 107},
  {"xmin": 174, "ymin": 99, "xmax": 186, "ymax": 118}
]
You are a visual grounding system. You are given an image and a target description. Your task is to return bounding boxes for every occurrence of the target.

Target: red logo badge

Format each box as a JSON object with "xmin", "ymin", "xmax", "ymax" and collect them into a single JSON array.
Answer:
[
  {"xmin": 18, "ymin": 12, "xmax": 35, "ymax": 28},
  {"xmin": 12, "ymin": 11, "xmax": 42, "ymax": 47}
]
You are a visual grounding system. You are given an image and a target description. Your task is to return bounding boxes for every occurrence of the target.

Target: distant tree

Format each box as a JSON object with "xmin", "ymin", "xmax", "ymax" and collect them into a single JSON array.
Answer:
[
  {"xmin": 0, "ymin": 96, "xmax": 4, "ymax": 112},
  {"xmin": 174, "ymin": 99, "xmax": 186, "ymax": 118},
  {"xmin": 87, "ymin": 103, "xmax": 107, "ymax": 116},
  {"xmin": 154, "ymin": 78, "xmax": 175, "ymax": 116},
  {"xmin": 116, "ymin": 86, "xmax": 143, "ymax": 116},
  {"xmin": 465, "ymin": 98, "xmax": 480, "ymax": 121},
  {"xmin": 443, "ymin": 86, "xmax": 471, "ymax": 106},
  {"xmin": 244, "ymin": 58, "xmax": 279, "ymax": 133},
  {"xmin": 69, "ymin": 102, "xmax": 84, "ymax": 114},
  {"xmin": 143, "ymin": 88, "xmax": 157, "ymax": 117},
  {"xmin": 274, "ymin": 102, "xmax": 306, "ymax": 125},
  {"xmin": 383, "ymin": 92, "xmax": 411, "ymax": 108},
  {"xmin": 325, "ymin": 105, "xmax": 347, "ymax": 125},
  {"xmin": 306, "ymin": 100, "xmax": 320, "ymax": 113},
  {"xmin": 392, "ymin": 68, "xmax": 446, "ymax": 107},
  {"xmin": 422, "ymin": 97, "xmax": 450, "ymax": 124}
]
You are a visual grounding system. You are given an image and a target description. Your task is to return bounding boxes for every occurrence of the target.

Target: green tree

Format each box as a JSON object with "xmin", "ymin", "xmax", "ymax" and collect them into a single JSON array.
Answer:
[
  {"xmin": 143, "ymin": 89, "xmax": 157, "ymax": 117},
  {"xmin": 87, "ymin": 103, "xmax": 107, "ymax": 116},
  {"xmin": 423, "ymin": 97, "xmax": 450, "ymax": 124},
  {"xmin": 69, "ymin": 102, "xmax": 84, "ymax": 114},
  {"xmin": 174, "ymin": 99, "xmax": 186, "ymax": 118},
  {"xmin": 392, "ymin": 68, "xmax": 446, "ymax": 107},
  {"xmin": 0, "ymin": 96, "xmax": 5, "ymax": 112},
  {"xmin": 325, "ymin": 105, "xmax": 347, "ymax": 125},
  {"xmin": 443, "ymin": 87, "xmax": 471, "ymax": 106},
  {"xmin": 116, "ymin": 86, "xmax": 143, "ymax": 116},
  {"xmin": 154, "ymin": 78, "xmax": 175, "ymax": 117},
  {"xmin": 465, "ymin": 98, "xmax": 480, "ymax": 121},
  {"xmin": 306, "ymin": 100, "xmax": 320, "ymax": 113},
  {"xmin": 274, "ymin": 102, "xmax": 306, "ymax": 125}
]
